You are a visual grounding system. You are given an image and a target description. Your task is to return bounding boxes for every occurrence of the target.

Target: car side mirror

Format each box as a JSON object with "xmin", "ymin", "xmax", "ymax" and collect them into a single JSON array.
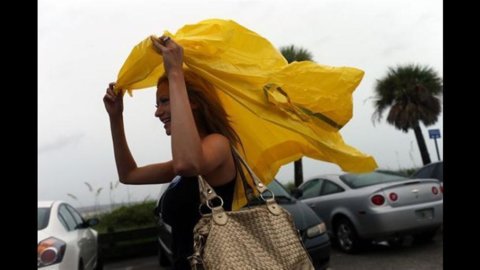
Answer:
[
  {"xmin": 291, "ymin": 188, "xmax": 303, "ymax": 199},
  {"xmin": 86, "ymin": 218, "xmax": 99, "ymax": 227},
  {"xmin": 76, "ymin": 217, "xmax": 99, "ymax": 229}
]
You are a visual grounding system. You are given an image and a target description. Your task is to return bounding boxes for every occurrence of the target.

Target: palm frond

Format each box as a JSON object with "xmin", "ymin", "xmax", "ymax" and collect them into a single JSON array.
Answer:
[
  {"xmin": 84, "ymin": 182, "xmax": 93, "ymax": 192},
  {"xmin": 279, "ymin": 45, "xmax": 314, "ymax": 63},
  {"xmin": 67, "ymin": 193, "xmax": 78, "ymax": 200}
]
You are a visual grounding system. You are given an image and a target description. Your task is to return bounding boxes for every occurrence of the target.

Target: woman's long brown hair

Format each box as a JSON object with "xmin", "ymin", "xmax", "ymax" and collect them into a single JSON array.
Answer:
[{"xmin": 158, "ymin": 69, "xmax": 242, "ymax": 148}]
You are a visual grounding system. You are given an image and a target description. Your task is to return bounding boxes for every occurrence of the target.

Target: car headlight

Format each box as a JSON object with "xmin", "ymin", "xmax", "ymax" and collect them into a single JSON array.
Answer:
[
  {"xmin": 306, "ymin": 222, "xmax": 327, "ymax": 238},
  {"xmin": 38, "ymin": 237, "xmax": 66, "ymax": 268}
]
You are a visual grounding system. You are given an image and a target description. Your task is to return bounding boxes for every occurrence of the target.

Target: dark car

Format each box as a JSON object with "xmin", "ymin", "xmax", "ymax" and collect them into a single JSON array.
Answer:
[
  {"xmin": 412, "ymin": 161, "xmax": 443, "ymax": 188},
  {"xmin": 154, "ymin": 179, "xmax": 331, "ymax": 270}
]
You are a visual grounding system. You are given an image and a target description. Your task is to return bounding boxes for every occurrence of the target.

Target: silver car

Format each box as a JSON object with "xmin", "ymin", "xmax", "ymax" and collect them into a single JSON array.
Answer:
[{"xmin": 293, "ymin": 171, "xmax": 443, "ymax": 253}]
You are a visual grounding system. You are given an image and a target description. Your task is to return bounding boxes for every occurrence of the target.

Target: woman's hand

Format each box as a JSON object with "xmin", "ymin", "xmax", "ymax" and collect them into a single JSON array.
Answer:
[
  {"xmin": 151, "ymin": 35, "xmax": 184, "ymax": 76},
  {"xmin": 103, "ymin": 82, "xmax": 124, "ymax": 118}
]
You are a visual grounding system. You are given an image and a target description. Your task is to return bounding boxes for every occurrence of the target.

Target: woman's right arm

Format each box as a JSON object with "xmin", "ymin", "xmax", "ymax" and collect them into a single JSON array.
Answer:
[{"xmin": 103, "ymin": 83, "xmax": 175, "ymax": 184}]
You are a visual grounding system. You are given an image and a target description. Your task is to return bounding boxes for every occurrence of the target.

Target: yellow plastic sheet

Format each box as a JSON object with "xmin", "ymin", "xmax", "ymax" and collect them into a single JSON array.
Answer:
[{"xmin": 115, "ymin": 19, "xmax": 378, "ymax": 210}]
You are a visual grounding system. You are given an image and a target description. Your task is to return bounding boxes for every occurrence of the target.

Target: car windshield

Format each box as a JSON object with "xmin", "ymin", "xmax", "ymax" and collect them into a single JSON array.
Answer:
[
  {"xmin": 265, "ymin": 180, "xmax": 293, "ymax": 199},
  {"xmin": 340, "ymin": 171, "xmax": 408, "ymax": 189},
  {"xmin": 38, "ymin": 207, "xmax": 51, "ymax": 230}
]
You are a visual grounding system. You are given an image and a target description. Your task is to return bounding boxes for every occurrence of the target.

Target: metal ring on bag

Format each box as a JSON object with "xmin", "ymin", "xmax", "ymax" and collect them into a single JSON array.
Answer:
[
  {"xmin": 206, "ymin": 196, "xmax": 224, "ymax": 210},
  {"xmin": 260, "ymin": 190, "xmax": 275, "ymax": 201},
  {"xmin": 198, "ymin": 203, "xmax": 210, "ymax": 216}
]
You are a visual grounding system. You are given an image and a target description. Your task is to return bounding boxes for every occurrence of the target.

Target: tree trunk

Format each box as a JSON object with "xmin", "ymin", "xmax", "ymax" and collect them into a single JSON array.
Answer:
[
  {"xmin": 294, "ymin": 158, "xmax": 304, "ymax": 187},
  {"xmin": 413, "ymin": 123, "xmax": 431, "ymax": 165}
]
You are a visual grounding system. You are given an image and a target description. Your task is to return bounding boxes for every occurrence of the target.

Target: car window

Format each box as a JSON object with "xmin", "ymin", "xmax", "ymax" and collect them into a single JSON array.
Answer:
[
  {"xmin": 320, "ymin": 180, "xmax": 344, "ymax": 195},
  {"xmin": 58, "ymin": 205, "xmax": 78, "ymax": 231},
  {"xmin": 38, "ymin": 207, "xmax": 51, "ymax": 230},
  {"xmin": 340, "ymin": 172, "xmax": 407, "ymax": 189},
  {"xmin": 57, "ymin": 212, "xmax": 69, "ymax": 229},
  {"xmin": 300, "ymin": 179, "xmax": 323, "ymax": 199},
  {"xmin": 66, "ymin": 204, "xmax": 85, "ymax": 228}
]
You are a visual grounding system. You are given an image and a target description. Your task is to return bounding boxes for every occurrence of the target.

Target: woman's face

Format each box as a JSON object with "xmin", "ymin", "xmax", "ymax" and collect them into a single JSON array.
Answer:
[{"xmin": 155, "ymin": 81, "xmax": 171, "ymax": 135}]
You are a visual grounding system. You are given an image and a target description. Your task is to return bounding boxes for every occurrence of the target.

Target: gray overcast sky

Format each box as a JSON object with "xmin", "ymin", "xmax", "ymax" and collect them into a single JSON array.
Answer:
[{"xmin": 38, "ymin": 0, "xmax": 443, "ymax": 208}]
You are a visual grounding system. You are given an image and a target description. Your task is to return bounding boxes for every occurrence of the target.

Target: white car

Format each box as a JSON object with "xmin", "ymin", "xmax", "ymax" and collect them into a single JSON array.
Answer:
[{"xmin": 38, "ymin": 201, "xmax": 102, "ymax": 270}]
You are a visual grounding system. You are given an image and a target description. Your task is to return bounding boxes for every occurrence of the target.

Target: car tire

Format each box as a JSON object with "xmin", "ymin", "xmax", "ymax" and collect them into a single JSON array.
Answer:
[
  {"xmin": 158, "ymin": 245, "xmax": 171, "ymax": 267},
  {"xmin": 413, "ymin": 228, "xmax": 438, "ymax": 244},
  {"xmin": 94, "ymin": 255, "xmax": 104, "ymax": 270},
  {"xmin": 334, "ymin": 218, "xmax": 363, "ymax": 253},
  {"xmin": 387, "ymin": 236, "xmax": 405, "ymax": 247},
  {"xmin": 78, "ymin": 259, "xmax": 84, "ymax": 270}
]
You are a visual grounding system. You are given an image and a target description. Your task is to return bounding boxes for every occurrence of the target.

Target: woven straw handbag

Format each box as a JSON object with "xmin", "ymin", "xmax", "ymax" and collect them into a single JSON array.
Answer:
[{"xmin": 188, "ymin": 149, "xmax": 314, "ymax": 270}]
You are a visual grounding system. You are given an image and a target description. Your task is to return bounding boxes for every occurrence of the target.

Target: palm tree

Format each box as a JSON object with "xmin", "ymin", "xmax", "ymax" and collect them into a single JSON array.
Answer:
[
  {"xmin": 280, "ymin": 45, "xmax": 313, "ymax": 63},
  {"xmin": 372, "ymin": 64, "xmax": 442, "ymax": 165},
  {"xmin": 280, "ymin": 45, "xmax": 314, "ymax": 187}
]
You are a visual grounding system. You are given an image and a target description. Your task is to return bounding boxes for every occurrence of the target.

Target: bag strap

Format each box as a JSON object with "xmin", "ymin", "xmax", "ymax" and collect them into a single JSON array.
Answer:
[
  {"xmin": 197, "ymin": 148, "xmax": 268, "ymax": 204},
  {"xmin": 197, "ymin": 148, "xmax": 252, "ymax": 206},
  {"xmin": 231, "ymin": 148, "xmax": 255, "ymax": 201},
  {"xmin": 231, "ymin": 147, "xmax": 268, "ymax": 194}
]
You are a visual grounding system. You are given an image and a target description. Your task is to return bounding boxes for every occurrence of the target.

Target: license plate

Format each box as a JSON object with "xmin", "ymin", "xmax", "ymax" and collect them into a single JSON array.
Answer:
[{"xmin": 415, "ymin": 208, "xmax": 434, "ymax": 220}]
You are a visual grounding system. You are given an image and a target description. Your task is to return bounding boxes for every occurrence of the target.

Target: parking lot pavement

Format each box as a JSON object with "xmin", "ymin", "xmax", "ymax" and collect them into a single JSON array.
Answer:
[
  {"xmin": 105, "ymin": 257, "xmax": 332, "ymax": 270},
  {"xmin": 329, "ymin": 230, "xmax": 443, "ymax": 270},
  {"xmin": 104, "ymin": 256, "xmax": 164, "ymax": 270},
  {"xmin": 105, "ymin": 230, "xmax": 441, "ymax": 270}
]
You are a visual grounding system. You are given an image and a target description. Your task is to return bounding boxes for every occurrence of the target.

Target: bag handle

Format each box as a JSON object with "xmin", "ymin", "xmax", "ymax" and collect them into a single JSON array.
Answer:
[
  {"xmin": 231, "ymin": 147, "xmax": 255, "ymax": 202},
  {"xmin": 231, "ymin": 147, "xmax": 268, "ymax": 194},
  {"xmin": 197, "ymin": 147, "xmax": 280, "ymax": 217},
  {"xmin": 197, "ymin": 147, "xmax": 248, "ymax": 206}
]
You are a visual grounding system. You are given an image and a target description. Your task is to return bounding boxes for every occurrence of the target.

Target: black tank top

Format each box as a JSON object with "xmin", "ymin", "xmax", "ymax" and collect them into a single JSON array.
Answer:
[{"xmin": 160, "ymin": 175, "xmax": 235, "ymax": 270}]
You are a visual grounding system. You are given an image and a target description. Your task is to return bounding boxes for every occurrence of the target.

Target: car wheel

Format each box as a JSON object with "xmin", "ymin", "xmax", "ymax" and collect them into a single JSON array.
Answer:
[
  {"xmin": 158, "ymin": 245, "xmax": 171, "ymax": 267},
  {"xmin": 78, "ymin": 259, "xmax": 84, "ymax": 270},
  {"xmin": 387, "ymin": 236, "xmax": 405, "ymax": 247},
  {"xmin": 335, "ymin": 218, "xmax": 362, "ymax": 253},
  {"xmin": 94, "ymin": 254, "xmax": 104, "ymax": 270}
]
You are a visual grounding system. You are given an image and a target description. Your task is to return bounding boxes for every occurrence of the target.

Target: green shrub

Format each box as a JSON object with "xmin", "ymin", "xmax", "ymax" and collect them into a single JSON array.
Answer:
[
  {"xmin": 380, "ymin": 168, "xmax": 420, "ymax": 177},
  {"xmin": 93, "ymin": 200, "xmax": 157, "ymax": 233}
]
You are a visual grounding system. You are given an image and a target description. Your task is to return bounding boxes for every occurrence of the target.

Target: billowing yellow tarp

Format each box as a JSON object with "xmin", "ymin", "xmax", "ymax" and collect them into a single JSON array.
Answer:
[{"xmin": 115, "ymin": 19, "xmax": 377, "ymax": 210}]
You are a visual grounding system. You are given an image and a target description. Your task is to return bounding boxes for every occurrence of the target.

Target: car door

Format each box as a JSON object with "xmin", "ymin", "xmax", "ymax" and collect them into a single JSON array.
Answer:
[
  {"xmin": 315, "ymin": 180, "xmax": 346, "ymax": 223},
  {"xmin": 66, "ymin": 204, "xmax": 97, "ymax": 269},
  {"xmin": 58, "ymin": 204, "xmax": 82, "ymax": 268},
  {"xmin": 300, "ymin": 178, "xmax": 345, "ymax": 230},
  {"xmin": 299, "ymin": 179, "xmax": 325, "ymax": 220}
]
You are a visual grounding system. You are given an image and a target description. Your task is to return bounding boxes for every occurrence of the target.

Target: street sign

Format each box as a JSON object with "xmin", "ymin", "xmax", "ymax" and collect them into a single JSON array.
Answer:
[
  {"xmin": 428, "ymin": 129, "xmax": 442, "ymax": 161},
  {"xmin": 428, "ymin": 129, "xmax": 441, "ymax": 139}
]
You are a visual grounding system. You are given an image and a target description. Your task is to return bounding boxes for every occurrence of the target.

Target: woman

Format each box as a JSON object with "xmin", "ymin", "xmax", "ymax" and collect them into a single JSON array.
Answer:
[{"xmin": 103, "ymin": 36, "xmax": 242, "ymax": 269}]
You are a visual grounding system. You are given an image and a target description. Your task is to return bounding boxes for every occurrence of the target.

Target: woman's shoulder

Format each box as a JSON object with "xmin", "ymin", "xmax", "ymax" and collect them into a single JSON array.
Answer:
[
  {"xmin": 202, "ymin": 133, "xmax": 231, "ymax": 150},
  {"xmin": 203, "ymin": 133, "xmax": 229, "ymax": 142}
]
